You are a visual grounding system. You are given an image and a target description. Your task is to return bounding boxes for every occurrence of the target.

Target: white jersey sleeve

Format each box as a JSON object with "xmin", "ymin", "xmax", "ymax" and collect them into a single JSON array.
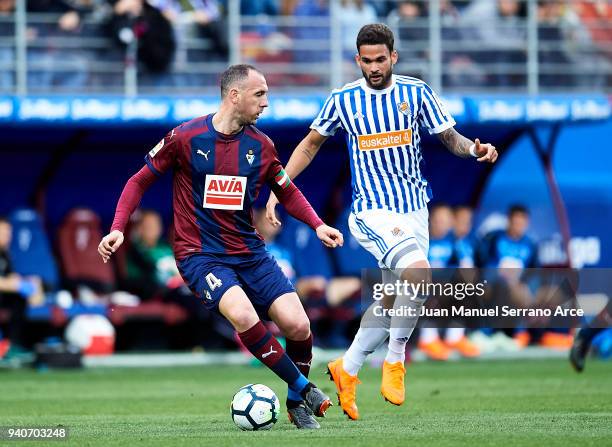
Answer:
[
  {"xmin": 310, "ymin": 93, "xmax": 342, "ymax": 136},
  {"xmin": 418, "ymin": 84, "xmax": 456, "ymax": 135}
]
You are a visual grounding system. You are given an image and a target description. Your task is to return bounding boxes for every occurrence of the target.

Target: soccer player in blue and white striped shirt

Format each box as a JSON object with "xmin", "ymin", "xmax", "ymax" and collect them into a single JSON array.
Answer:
[{"xmin": 266, "ymin": 23, "xmax": 498, "ymax": 419}]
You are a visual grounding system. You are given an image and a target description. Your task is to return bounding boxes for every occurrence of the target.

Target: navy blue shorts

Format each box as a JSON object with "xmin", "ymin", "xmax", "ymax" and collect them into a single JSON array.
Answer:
[{"xmin": 177, "ymin": 251, "xmax": 295, "ymax": 315}]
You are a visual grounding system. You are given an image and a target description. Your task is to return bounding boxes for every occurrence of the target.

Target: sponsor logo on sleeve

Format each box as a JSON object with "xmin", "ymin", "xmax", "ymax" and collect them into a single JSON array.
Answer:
[{"xmin": 149, "ymin": 139, "xmax": 164, "ymax": 158}]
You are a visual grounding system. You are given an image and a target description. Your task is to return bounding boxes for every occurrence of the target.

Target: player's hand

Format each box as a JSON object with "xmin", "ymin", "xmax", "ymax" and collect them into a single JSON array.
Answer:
[
  {"xmin": 265, "ymin": 193, "xmax": 281, "ymax": 227},
  {"xmin": 316, "ymin": 225, "xmax": 344, "ymax": 248},
  {"xmin": 474, "ymin": 138, "xmax": 498, "ymax": 163},
  {"xmin": 98, "ymin": 230, "xmax": 124, "ymax": 263}
]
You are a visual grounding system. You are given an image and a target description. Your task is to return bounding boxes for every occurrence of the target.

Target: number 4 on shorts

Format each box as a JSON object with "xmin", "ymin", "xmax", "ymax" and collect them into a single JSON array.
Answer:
[{"xmin": 205, "ymin": 272, "xmax": 223, "ymax": 291}]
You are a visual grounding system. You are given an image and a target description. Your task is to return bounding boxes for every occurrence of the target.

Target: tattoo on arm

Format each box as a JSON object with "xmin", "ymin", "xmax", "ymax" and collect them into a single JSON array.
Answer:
[
  {"xmin": 300, "ymin": 147, "xmax": 314, "ymax": 161},
  {"xmin": 436, "ymin": 127, "xmax": 473, "ymax": 158}
]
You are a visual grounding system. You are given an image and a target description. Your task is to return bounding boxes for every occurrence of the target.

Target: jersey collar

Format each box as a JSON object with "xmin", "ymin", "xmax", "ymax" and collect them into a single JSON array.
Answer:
[
  {"xmin": 360, "ymin": 74, "xmax": 396, "ymax": 95},
  {"xmin": 207, "ymin": 113, "xmax": 245, "ymax": 141}
]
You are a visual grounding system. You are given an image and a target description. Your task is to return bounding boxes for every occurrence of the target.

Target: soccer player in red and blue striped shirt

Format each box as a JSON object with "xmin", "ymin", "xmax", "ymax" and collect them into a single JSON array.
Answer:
[{"xmin": 98, "ymin": 64, "xmax": 343, "ymax": 429}]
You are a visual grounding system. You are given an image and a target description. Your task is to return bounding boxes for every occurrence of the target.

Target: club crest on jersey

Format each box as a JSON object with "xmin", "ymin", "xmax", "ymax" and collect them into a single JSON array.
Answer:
[
  {"xmin": 203, "ymin": 175, "xmax": 247, "ymax": 210},
  {"xmin": 149, "ymin": 139, "xmax": 164, "ymax": 158},
  {"xmin": 397, "ymin": 101, "xmax": 410, "ymax": 116},
  {"xmin": 246, "ymin": 149, "xmax": 255, "ymax": 165}
]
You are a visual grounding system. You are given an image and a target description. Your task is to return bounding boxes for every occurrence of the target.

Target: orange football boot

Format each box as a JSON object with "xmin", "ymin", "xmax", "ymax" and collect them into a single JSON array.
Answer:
[
  {"xmin": 446, "ymin": 336, "xmax": 481, "ymax": 358},
  {"xmin": 418, "ymin": 338, "xmax": 450, "ymax": 361},
  {"xmin": 513, "ymin": 331, "xmax": 531, "ymax": 348},
  {"xmin": 327, "ymin": 357, "xmax": 361, "ymax": 420},
  {"xmin": 380, "ymin": 361, "xmax": 406, "ymax": 405},
  {"xmin": 0, "ymin": 339, "xmax": 9, "ymax": 358},
  {"xmin": 540, "ymin": 332, "xmax": 573, "ymax": 350}
]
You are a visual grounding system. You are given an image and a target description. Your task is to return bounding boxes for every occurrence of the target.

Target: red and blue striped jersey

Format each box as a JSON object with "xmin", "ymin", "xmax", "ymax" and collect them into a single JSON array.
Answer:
[{"xmin": 144, "ymin": 114, "xmax": 289, "ymax": 260}]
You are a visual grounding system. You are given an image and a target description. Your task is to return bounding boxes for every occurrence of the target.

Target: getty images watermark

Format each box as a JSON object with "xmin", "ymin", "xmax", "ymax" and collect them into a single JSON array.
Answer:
[{"xmin": 360, "ymin": 268, "xmax": 610, "ymax": 329}]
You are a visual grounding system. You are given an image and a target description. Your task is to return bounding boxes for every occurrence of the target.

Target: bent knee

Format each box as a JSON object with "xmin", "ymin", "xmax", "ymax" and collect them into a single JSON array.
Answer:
[
  {"xmin": 283, "ymin": 318, "xmax": 311, "ymax": 341},
  {"xmin": 400, "ymin": 260, "xmax": 431, "ymax": 284},
  {"xmin": 228, "ymin": 310, "xmax": 259, "ymax": 332}
]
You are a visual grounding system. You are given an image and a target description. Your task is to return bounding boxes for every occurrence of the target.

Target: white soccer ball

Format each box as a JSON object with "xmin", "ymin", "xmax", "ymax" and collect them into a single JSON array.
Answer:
[{"xmin": 230, "ymin": 384, "xmax": 280, "ymax": 431}]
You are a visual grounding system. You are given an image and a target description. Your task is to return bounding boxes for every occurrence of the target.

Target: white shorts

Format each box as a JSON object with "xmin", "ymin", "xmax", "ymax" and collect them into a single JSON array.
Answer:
[{"xmin": 348, "ymin": 207, "xmax": 429, "ymax": 271}]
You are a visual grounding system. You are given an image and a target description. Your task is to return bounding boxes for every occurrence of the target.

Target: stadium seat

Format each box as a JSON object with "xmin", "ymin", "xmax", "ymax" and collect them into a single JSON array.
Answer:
[
  {"xmin": 57, "ymin": 208, "xmax": 115, "ymax": 292},
  {"xmin": 9, "ymin": 208, "xmax": 59, "ymax": 289}
]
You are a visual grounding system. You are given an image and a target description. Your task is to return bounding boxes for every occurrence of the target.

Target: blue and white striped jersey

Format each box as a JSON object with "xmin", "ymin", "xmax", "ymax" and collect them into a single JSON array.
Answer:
[{"xmin": 310, "ymin": 74, "xmax": 455, "ymax": 214}]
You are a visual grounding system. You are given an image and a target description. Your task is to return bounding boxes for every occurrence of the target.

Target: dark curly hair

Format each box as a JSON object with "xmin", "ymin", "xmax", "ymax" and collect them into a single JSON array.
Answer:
[{"xmin": 356, "ymin": 23, "xmax": 395, "ymax": 54}]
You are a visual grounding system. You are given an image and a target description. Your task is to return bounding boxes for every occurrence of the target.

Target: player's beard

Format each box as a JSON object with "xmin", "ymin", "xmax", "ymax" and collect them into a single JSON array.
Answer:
[
  {"xmin": 362, "ymin": 68, "xmax": 393, "ymax": 90},
  {"xmin": 238, "ymin": 113, "xmax": 257, "ymax": 127},
  {"xmin": 241, "ymin": 110, "xmax": 262, "ymax": 126}
]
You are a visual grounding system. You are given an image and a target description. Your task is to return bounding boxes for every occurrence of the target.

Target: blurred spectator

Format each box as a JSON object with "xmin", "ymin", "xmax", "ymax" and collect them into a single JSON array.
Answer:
[
  {"xmin": 387, "ymin": 1, "xmax": 427, "ymax": 62},
  {"xmin": 108, "ymin": 0, "xmax": 176, "ymax": 73},
  {"xmin": 537, "ymin": 0, "xmax": 573, "ymax": 88},
  {"xmin": 439, "ymin": 0, "xmax": 486, "ymax": 88},
  {"xmin": 293, "ymin": 0, "xmax": 329, "ymax": 64},
  {"xmin": 28, "ymin": 0, "xmax": 96, "ymax": 31},
  {"xmin": 453, "ymin": 205, "xmax": 476, "ymax": 267},
  {"xmin": 279, "ymin": 0, "xmax": 298, "ymax": 15},
  {"xmin": 576, "ymin": 0, "xmax": 612, "ymax": 50},
  {"xmin": 125, "ymin": 209, "xmax": 182, "ymax": 300},
  {"xmin": 461, "ymin": 0, "xmax": 527, "ymax": 88},
  {"xmin": 338, "ymin": 0, "xmax": 378, "ymax": 58},
  {"xmin": 0, "ymin": 217, "xmax": 44, "ymax": 358},
  {"xmin": 0, "ymin": 0, "xmax": 14, "ymax": 91},
  {"xmin": 476, "ymin": 205, "xmax": 538, "ymax": 349},
  {"xmin": 566, "ymin": 0, "xmax": 612, "ymax": 88},
  {"xmin": 418, "ymin": 204, "xmax": 480, "ymax": 360},
  {"xmin": 26, "ymin": 0, "xmax": 97, "ymax": 89},
  {"xmin": 0, "ymin": 0, "xmax": 93, "ymax": 91},
  {"xmin": 479, "ymin": 204, "xmax": 537, "ymax": 270},
  {"xmin": 240, "ymin": 0, "xmax": 279, "ymax": 16},
  {"xmin": 150, "ymin": 0, "xmax": 228, "ymax": 60}
]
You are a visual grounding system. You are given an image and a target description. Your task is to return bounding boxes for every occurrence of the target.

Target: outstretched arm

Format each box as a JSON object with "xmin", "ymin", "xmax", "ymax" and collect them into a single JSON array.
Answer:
[
  {"xmin": 282, "ymin": 129, "xmax": 328, "ymax": 179},
  {"xmin": 437, "ymin": 127, "xmax": 498, "ymax": 163},
  {"xmin": 98, "ymin": 165, "xmax": 157, "ymax": 263},
  {"xmin": 266, "ymin": 130, "xmax": 328, "ymax": 226}
]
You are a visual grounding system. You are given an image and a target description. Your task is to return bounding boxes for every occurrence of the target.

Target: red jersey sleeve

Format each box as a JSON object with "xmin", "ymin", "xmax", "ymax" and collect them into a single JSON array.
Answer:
[{"xmin": 144, "ymin": 127, "xmax": 181, "ymax": 176}]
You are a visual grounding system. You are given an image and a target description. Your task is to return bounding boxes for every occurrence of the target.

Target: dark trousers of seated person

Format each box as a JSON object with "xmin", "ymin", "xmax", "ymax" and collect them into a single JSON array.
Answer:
[{"xmin": 0, "ymin": 292, "xmax": 27, "ymax": 347}]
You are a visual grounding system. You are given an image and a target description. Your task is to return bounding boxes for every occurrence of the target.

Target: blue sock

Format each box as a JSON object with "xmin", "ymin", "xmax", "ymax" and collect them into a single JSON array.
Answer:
[
  {"xmin": 287, "ymin": 387, "xmax": 302, "ymax": 402},
  {"xmin": 289, "ymin": 373, "xmax": 309, "ymax": 394}
]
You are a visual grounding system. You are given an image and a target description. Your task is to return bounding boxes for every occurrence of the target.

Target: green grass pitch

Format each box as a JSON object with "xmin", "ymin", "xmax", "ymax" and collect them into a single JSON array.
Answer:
[{"xmin": 1, "ymin": 359, "xmax": 610, "ymax": 446}]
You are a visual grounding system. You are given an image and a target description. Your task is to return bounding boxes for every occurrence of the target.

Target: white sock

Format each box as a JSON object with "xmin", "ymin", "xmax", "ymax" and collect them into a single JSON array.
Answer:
[
  {"xmin": 386, "ymin": 334, "xmax": 407, "ymax": 364},
  {"xmin": 445, "ymin": 327, "xmax": 465, "ymax": 344},
  {"xmin": 420, "ymin": 327, "xmax": 439, "ymax": 344},
  {"xmin": 343, "ymin": 327, "xmax": 389, "ymax": 375},
  {"xmin": 385, "ymin": 293, "xmax": 426, "ymax": 364},
  {"xmin": 343, "ymin": 301, "xmax": 390, "ymax": 376}
]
